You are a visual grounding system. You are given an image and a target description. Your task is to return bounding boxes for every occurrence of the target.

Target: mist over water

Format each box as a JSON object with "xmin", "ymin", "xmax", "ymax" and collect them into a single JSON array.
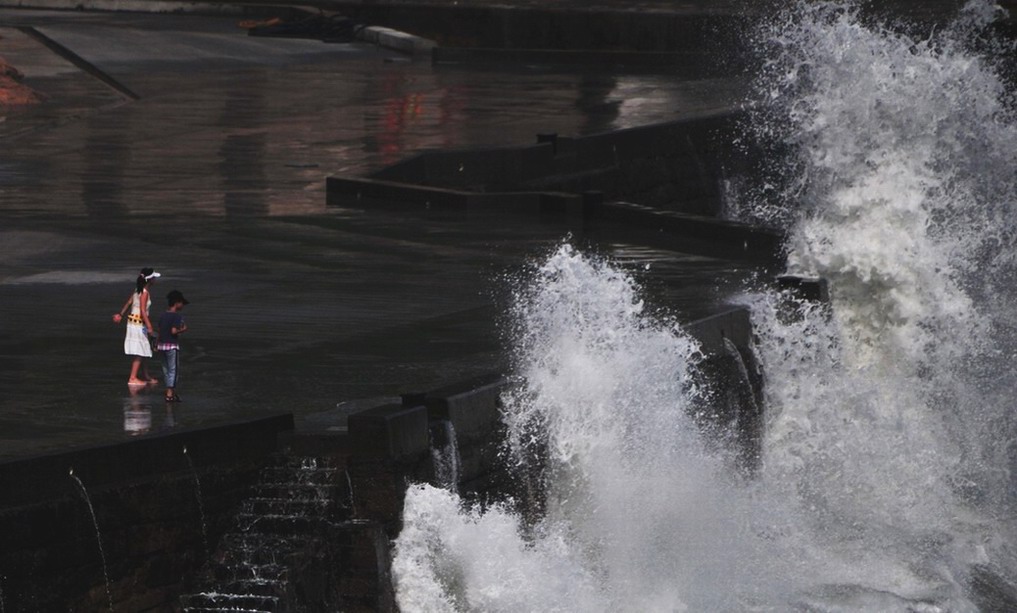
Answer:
[{"xmin": 392, "ymin": 2, "xmax": 1017, "ymax": 610}]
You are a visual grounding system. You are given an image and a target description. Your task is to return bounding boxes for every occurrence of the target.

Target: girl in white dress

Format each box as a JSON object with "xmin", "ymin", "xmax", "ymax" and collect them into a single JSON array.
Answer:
[{"xmin": 112, "ymin": 268, "xmax": 160, "ymax": 385}]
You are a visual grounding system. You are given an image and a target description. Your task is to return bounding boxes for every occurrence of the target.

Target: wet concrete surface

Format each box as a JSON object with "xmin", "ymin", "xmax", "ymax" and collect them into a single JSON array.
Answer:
[{"xmin": 0, "ymin": 10, "xmax": 755, "ymax": 459}]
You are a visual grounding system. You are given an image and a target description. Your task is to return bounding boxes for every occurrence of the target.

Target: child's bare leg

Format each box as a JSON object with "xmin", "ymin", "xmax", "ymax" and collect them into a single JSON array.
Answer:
[{"xmin": 128, "ymin": 357, "xmax": 144, "ymax": 384}]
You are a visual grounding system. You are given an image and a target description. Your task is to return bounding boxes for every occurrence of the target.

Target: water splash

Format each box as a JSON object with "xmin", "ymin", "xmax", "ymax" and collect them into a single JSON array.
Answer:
[
  {"xmin": 393, "ymin": 245, "xmax": 800, "ymax": 611},
  {"xmin": 69, "ymin": 469, "xmax": 114, "ymax": 612},
  {"xmin": 393, "ymin": 2, "xmax": 1017, "ymax": 610},
  {"xmin": 743, "ymin": 0, "xmax": 1017, "ymax": 371}
]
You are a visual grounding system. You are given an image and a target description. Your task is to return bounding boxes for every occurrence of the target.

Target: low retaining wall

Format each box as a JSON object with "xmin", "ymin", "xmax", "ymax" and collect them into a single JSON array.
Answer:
[
  {"xmin": 0, "ymin": 414, "xmax": 293, "ymax": 612},
  {"xmin": 364, "ymin": 113, "xmax": 742, "ymax": 212}
]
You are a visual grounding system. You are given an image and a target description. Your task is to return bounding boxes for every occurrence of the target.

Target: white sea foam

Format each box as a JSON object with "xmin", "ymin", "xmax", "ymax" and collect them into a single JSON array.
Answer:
[
  {"xmin": 743, "ymin": 0, "xmax": 1017, "ymax": 606},
  {"xmin": 393, "ymin": 2, "xmax": 1017, "ymax": 610}
]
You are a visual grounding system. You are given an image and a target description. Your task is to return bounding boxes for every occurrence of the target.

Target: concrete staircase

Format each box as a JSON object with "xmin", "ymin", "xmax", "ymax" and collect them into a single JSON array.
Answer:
[{"xmin": 180, "ymin": 455, "xmax": 350, "ymax": 613}]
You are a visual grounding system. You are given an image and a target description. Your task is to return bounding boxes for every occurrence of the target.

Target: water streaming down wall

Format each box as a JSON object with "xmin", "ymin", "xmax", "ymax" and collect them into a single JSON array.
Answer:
[
  {"xmin": 69, "ymin": 471, "xmax": 113, "ymax": 613},
  {"xmin": 430, "ymin": 420, "xmax": 462, "ymax": 494},
  {"xmin": 392, "ymin": 2, "xmax": 1017, "ymax": 610}
]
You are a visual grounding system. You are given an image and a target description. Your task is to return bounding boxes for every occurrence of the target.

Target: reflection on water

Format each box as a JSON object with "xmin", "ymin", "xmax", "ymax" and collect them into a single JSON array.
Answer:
[
  {"xmin": 4, "ymin": 50, "xmax": 744, "ymax": 218},
  {"xmin": 219, "ymin": 76, "xmax": 268, "ymax": 217},
  {"xmin": 123, "ymin": 385, "xmax": 176, "ymax": 436},
  {"xmin": 575, "ymin": 74, "xmax": 621, "ymax": 135}
]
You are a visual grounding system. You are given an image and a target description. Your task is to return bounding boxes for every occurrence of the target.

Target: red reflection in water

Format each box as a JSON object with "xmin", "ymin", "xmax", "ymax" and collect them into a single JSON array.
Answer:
[{"xmin": 371, "ymin": 74, "xmax": 470, "ymax": 166}]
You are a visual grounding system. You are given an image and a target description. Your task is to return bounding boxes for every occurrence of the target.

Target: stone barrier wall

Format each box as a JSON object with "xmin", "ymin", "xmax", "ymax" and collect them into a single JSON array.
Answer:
[
  {"xmin": 0, "ymin": 414, "xmax": 293, "ymax": 612},
  {"xmin": 363, "ymin": 114, "xmax": 743, "ymax": 214}
]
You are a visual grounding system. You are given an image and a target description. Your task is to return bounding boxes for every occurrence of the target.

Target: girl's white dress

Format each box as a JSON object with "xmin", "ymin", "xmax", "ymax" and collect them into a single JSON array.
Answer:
[{"xmin": 124, "ymin": 291, "xmax": 153, "ymax": 357}]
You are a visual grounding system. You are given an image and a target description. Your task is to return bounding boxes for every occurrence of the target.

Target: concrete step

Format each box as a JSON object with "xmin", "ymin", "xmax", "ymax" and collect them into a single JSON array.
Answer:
[
  {"xmin": 234, "ymin": 512, "xmax": 327, "ymax": 534},
  {"xmin": 211, "ymin": 561, "xmax": 288, "ymax": 583},
  {"xmin": 240, "ymin": 497, "xmax": 333, "ymax": 516},
  {"xmin": 180, "ymin": 592, "xmax": 279, "ymax": 611},
  {"xmin": 256, "ymin": 466, "xmax": 338, "ymax": 486}
]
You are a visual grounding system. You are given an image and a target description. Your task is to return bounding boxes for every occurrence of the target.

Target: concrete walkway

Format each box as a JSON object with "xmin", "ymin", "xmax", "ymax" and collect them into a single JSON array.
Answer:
[{"xmin": 0, "ymin": 9, "xmax": 754, "ymax": 459}]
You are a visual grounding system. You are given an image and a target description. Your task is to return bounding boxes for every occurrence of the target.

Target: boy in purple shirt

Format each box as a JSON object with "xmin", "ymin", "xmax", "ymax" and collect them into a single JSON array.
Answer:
[{"xmin": 157, "ymin": 290, "xmax": 190, "ymax": 402}]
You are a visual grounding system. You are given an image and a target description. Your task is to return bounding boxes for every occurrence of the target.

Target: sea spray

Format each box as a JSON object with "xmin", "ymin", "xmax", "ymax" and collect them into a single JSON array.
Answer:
[
  {"xmin": 740, "ymin": 0, "xmax": 1017, "ymax": 511},
  {"xmin": 394, "ymin": 246, "xmax": 801, "ymax": 611}
]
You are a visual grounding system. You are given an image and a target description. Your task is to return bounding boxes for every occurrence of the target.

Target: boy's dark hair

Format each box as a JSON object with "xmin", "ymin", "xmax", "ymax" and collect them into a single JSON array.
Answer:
[{"xmin": 167, "ymin": 290, "xmax": 189, "ymax": 306}]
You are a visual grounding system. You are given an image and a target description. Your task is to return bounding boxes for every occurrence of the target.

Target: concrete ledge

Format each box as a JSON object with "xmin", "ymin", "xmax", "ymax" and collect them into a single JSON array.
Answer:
[
  {"xmin": 777, "ymin": 275, "xmax": 830, "ymax": 303},
  {"xmin": 348, "ymin": 403, "xmax": 429, "ymax": 459},
  {"xmin": 594, "ymin": 201, "xmax": 784, "ymax": 263},
  {"xmin": 0, "ymin": 413, "xmax": 294, "ymax": 508},
  {"xmin": 328, "ymin": 176, "xmax": 594, "ymax": 218},
  {"xmin": 327, "ymin": 176, "xmax": 475, "ymax": 210}
]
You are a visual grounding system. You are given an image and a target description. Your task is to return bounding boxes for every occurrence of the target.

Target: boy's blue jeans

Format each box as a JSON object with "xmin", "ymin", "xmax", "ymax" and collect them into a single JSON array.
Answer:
[{"xmin": 161, "ymin": 349, "xmax": 180, "ymax": 388}]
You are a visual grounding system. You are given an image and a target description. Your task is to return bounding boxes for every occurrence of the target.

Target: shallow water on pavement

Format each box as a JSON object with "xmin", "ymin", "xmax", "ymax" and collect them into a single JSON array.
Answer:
[{"xmin": 0, "ymin": 10, "xmax": 752, "ymax": 458}]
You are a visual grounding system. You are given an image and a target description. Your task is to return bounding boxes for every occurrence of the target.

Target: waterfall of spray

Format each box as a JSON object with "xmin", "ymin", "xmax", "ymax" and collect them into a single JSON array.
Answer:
[
  {"xmin": 745, "ymin": 0, "xmax": 1017, "ymax": 368},
  {"xmin": 734, "ymin": 0, "xmax": 1017, "ymax": 606}
]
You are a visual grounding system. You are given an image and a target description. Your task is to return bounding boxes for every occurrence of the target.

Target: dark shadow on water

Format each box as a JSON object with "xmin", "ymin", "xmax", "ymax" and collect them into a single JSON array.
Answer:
[{"xmin": 82, "ymin": 110, "xmax": 130, "ymax": 218}]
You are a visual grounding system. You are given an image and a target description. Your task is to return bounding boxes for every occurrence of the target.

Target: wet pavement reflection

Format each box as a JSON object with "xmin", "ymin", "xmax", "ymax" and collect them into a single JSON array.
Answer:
[{"xmin": 0, "ymin": 10, "xmax": 752, "ymax": 458}]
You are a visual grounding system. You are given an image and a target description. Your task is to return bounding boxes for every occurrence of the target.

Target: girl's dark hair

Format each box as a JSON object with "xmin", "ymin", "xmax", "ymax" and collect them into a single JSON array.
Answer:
[{"xmin": 136, "ymin": 267, "xmax": 154, "ymax": 294}]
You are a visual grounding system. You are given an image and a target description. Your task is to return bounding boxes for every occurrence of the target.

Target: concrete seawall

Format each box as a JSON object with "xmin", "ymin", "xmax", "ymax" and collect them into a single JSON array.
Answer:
[{"xmin": 0, "ymin": 414, "xmax": 293, "ymax": 611}]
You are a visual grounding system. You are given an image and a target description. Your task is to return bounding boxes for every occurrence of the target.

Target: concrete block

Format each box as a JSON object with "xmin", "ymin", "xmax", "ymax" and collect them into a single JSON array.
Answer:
[
  {"xmin": 424, "ymin": 373, "xmax": 505, "ymax": 440},
  {"xmin": 684, "ymin": 307, "xmax": 753, "ymax": 356},
  {"xmin": 348, "ymin": 404, "xmax": 429, "ymax": 460},
  {"xmin": 776, "ymin": 275, "xmax": 830, "ymax": 303}
]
